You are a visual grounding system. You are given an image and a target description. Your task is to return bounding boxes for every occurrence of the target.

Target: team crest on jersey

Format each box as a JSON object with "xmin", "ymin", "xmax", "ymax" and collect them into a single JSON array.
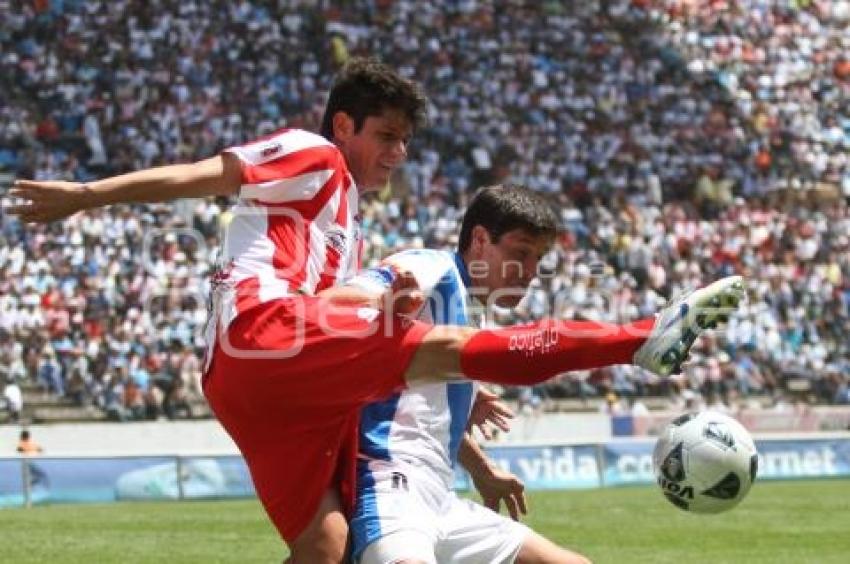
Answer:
[{"xmin": 325, "ymin": 226, "xmax": 348, "ymax": 254}]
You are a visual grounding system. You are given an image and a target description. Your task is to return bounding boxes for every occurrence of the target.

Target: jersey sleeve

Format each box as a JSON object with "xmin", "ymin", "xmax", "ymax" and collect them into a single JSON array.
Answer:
[
  {"xmin": 223, "ymin": 129, "xmax": 341, "ymax": 203},
  {"xmin": 382, "ymin": 250, "xmax": 456, "ymax": 298},
  {"xmin": 344, "ymin": 250, "xmax": 456, "ymax": 311}
]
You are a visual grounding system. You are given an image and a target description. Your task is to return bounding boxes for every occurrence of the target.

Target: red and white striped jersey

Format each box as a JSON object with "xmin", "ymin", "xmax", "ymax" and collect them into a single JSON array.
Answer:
[{"xmin": 209, "ymin": 128, "xmax": 361, "ymax": 333}]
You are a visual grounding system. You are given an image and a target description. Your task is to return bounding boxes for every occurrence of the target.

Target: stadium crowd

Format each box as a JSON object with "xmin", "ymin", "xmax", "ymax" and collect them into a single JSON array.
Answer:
[{"xmin": 1, "ymin": 0, "xmax": 849, "ymax": 422}]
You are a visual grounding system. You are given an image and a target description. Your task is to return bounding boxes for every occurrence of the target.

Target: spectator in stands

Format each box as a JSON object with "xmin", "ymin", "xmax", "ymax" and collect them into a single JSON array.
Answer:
[
  {"xmin": 163, "ymin": 375, "xmax": 193, "ymax": 421},
  {"xmin": 123, "ymin": 378, "xmax": 145, "ymax": 421},
  {"xmin": 144, "ymin": 384, "xmax": 165, "ymax": 421},
  {"xmin": 37, "ymin": 349, "xmax": 62, "ymax": 396},
  {"xmin": 102, "ymin": 371, "xmax": 128, "ymax": 422},
  {"xmin": 2, "ymin": 377, "xmax": 22, "ymax": 422}
]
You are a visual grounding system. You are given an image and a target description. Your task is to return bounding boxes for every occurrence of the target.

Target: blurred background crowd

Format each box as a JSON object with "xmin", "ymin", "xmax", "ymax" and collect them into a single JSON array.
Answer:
[{"xmin": 1, "ymin": 0, "xmax": 849, "ymax": 422}]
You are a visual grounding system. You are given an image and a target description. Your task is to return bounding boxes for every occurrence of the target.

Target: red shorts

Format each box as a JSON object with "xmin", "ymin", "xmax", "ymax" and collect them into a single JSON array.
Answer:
[{"xmin": 202, "ymin": 296, "xmax": 431, "ymax": 543}]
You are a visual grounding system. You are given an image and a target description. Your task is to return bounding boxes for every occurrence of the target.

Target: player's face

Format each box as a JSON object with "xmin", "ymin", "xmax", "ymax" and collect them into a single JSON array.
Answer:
[
  {"xmin": 469, "ymin": 227, "xmax": 552, "ymax": 308},
  {"xmin": 334, "ymin": 108, "xmax": 413, "ymax": 191}
]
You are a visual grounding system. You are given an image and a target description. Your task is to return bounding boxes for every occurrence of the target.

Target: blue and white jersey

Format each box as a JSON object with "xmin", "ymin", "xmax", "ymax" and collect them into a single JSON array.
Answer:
[{"xmin": 357, "ymin": 249, "xmax": 481, "ymax": 488}]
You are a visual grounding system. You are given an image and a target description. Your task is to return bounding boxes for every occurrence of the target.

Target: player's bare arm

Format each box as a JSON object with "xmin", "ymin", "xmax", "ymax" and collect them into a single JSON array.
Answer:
[{"xmin": 8, "ymin": 153, "xmax": 242, "ymax": 223}]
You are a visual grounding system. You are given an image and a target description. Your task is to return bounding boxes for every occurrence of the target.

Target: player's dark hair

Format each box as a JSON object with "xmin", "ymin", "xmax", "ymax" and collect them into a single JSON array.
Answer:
[
  {"xmin": 320, "ymin": 58, "xmax": 428, "ymax": 140},
  {"xmin": 459, "ymin": 185, "xmax": 559, "ymax": 252}
]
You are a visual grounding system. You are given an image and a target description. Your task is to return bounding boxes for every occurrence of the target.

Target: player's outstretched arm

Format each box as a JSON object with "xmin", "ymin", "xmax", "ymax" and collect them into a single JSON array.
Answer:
[
  {"xmin": 458, "ymin": 434, "xmax": 527, "ymax": 521},
  {"xmin": 8, "ymin": 154, "xmax": 241, "ymax": 223}
]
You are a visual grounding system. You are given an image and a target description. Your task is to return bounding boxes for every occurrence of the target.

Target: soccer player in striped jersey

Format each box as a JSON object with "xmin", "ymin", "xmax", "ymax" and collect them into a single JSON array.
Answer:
[
  {"xmin": 349, "ymin": 185, "xmax": 590, "ymax": 564},
  {"xmin": 10, "ymin": 59, "xmax": 745, "ymax": 563}
]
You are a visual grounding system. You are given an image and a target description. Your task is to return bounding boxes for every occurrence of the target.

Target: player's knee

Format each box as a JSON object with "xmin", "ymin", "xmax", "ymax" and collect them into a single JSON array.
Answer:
[
  {"xmin": 515, "ymin": 532, "xmax": 592, "ymax": 564},
  {"xmin": 422, "ymin": 326, "xmax": 477, "ymax": 364},
  {"xmin": 423, "ymin": 325, "xmax": 477, "ymax": 349},
  {"xmin": 405, "ymin": 325, "xmax": 477, "ymax": 384}
]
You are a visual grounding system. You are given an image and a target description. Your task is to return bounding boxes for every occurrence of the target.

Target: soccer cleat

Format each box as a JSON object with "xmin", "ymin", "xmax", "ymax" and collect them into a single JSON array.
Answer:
[{"xmin": 633, "ymin": 276, "xmax": 746, "ymax": 377}]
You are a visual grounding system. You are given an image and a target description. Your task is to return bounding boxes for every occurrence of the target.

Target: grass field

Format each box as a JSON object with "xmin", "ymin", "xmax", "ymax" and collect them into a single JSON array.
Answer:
[{"xmin": 1, "ymin": 479, "xmax": 848, "ymax": 563}]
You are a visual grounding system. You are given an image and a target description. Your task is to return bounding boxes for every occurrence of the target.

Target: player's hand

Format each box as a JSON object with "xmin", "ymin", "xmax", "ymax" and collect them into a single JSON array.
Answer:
[
  {"xmin": 382, "ymin": 263, "xmax": 423, "ymax": 316},
  {"xmin": 468, "ymin": 387, "xmax": 514, "ymax": 440},
  {"xmin": 471, "ymin": 466, "xmax": 527, "ymax": 521},
  {"xmin": 6, "ymin": 179, "xmax": 89, "ymax": 223}
]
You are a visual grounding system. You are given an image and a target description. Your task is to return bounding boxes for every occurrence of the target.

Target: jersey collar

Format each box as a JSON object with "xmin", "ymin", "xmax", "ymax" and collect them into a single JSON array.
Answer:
[{"xmin": 453, "ymin": 251, "xmax": 473, "ymax": 289}]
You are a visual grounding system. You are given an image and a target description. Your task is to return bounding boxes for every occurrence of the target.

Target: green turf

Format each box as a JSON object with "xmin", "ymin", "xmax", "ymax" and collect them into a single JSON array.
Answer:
[{"xmin": 0, "ymin": 480, "xmax": 847, "ymax": 563}]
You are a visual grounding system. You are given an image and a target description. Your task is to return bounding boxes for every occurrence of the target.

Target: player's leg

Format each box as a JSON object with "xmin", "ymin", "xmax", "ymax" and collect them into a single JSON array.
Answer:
[
  {"xmin": 351, "ymin": 463, "xmax": 440, "ymax": 564},
  {"xmin": 403, "ymin": 276, "xmax": 746, "ymax": 386},
  {"xmin": 203, "ymin": 296, "xmax": 434, "ymax": 559},
  {"xmin": 435, "ymin": 493, "xmax": 529, "ymax": 564},
  {"xmin": 358, "ymin": 530, "xmax": 436, "ymax": 564},
  {"xmin": 513, "ymin": 531, "xmax": 591, "ymax": 564},
  {"xmin": 436, "ymin": 493, "xmax": 590, "ymax": 564},
  {"xmin": 205, "ymin": 351, "xmax": 355, "ymax": 563},
  {"xmin": 402, "ymin": 317, "xmax": 653, "ymax": 384},
  {"xmin": 286, "ymin": 488, "xmax": 349, "ymax": 564}
]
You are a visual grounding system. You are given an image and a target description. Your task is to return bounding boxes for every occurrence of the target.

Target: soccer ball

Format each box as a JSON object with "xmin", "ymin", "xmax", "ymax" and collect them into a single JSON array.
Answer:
[{"xmin": 653, "ymin": 411, "xmax": 758, "ymax": 514}]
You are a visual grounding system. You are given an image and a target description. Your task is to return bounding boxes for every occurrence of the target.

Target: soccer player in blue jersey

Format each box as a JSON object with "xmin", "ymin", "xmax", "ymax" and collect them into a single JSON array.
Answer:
[{"xmin": 347, "ymin": 185, "xmax": 592, "ymax": 564}]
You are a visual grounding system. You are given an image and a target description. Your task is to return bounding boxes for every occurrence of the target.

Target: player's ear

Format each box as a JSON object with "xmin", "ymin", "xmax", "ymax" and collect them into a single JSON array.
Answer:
[
  {"xmin": 332, "ymin": 111, "xmax": 356, "ymax": 143},
  {"xmin": 470, "ymin": 225, "xmax": 491, "ymax": 256}
]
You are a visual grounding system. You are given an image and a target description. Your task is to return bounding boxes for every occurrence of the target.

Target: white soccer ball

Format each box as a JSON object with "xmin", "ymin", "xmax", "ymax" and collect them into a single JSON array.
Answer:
[{"xmin": 653, "ymin": 411, "xmax": 758, "ymax": 514}]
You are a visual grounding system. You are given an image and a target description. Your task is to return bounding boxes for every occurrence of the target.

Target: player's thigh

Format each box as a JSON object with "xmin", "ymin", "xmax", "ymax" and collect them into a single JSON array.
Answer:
[
  {"xmin": 287, "ymin": 488, "xmax": 349, "ymax": 564},
  {"xmin": 220, "ymin": 297, "xmax": 433, "ymax": 407},
  {"xmin": 514, "ymin": 530, "xmax": 592, "ymax": 564},
  {"xmin": 358, "ymin": 529, "xmax": 437, "ymax": 564},
  {"xmin": 351, "ymin": 467, "xmax": 440, "ymax": 563},
  {"xmin": 241, "ymin": 421, "xmax": 352, "ymax": 543},
  {"xmin": 437, "ymin": 496, "xmax": 530, "ymax": 564}
]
